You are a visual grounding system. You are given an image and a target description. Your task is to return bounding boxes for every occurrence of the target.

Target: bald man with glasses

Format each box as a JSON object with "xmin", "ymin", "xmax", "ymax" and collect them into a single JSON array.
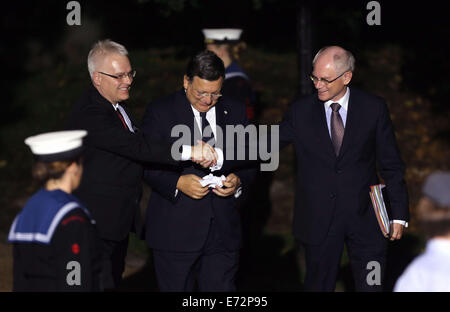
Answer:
[{"xmin": 277, "ymin": 45, "xmax": 409, "ymax": 291}]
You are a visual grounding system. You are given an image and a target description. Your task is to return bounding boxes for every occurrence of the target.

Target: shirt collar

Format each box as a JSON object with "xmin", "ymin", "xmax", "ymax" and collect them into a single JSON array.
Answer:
[
  {"xmin": 324, "ymin": 87, "xmax": 350, "ymax": 111},
  {"xmin": 190, "ymin": 105, "xmax": 215, "ymax": 117}
]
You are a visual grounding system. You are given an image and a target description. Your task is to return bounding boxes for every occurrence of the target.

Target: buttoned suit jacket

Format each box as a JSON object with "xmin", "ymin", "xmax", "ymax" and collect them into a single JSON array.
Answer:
[
  {"xmin": 278, "ymin": 87, "xmax": 409, "ymax": 245},
  {"xmin": 141, "ymin": 90, "xmax": 255, "ymax": 252}
]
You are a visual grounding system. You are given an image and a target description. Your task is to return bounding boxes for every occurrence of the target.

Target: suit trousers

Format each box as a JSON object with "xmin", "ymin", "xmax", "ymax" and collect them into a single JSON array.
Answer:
[
  {"xmin": 301, "ymin": 204, "xmax": 388, "ymax": 292},
  {"xmin": 99, "ymin": 235, "xmax": 129, "ymax": 291},
  {"xmin": 153, "ymin": 218, "xmax": 239, "ymax": 292}
]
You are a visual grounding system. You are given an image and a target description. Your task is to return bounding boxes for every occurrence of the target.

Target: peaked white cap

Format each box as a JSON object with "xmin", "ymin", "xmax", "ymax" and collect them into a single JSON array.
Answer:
[
  {"xmin": 202, "ymin": 28, "xmax": 243, "ymax": 43},
  {"xmin": 25, "ymin": 130, "xmax": 87, "ymax": 161}
]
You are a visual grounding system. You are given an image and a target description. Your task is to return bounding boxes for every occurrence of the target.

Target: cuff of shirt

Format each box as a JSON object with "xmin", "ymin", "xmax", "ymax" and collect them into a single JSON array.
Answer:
[
  {"xmin": 210, "ymin": 148, "xmax": 223, "ymax": 172},
  {"xmin": 234, "ymin": 186, "xmax": 242, "ymax": 199},
  {"xmin": 392, "ymin": 220, "xmax": 408, "ymax": 227},
  {"xmin": 181, "ymin": 145, "xmax": 191, "ymax": 161}
]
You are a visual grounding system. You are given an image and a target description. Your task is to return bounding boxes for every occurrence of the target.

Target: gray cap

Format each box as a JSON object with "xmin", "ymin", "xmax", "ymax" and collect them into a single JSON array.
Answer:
[{"xmin": 423, "ymin": 171, "xmax": 450, "ymax": 207}]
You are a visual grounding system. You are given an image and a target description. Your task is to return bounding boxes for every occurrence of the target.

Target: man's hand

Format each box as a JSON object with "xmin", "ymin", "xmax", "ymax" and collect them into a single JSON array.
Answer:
[
  {"xmin": 212, "ymin": 173, "xmax": 241, "ymax": 197},
  {"xmin": 176, "ymin": 174, "xmax": 209, "ymax": 199},
  {"xmin": 389, "ymin": 223, "xmax": 405, "ymax": 241},
  {"xmin": 191, "ymin": 140, "xmax": 218, "ymax": 168}
]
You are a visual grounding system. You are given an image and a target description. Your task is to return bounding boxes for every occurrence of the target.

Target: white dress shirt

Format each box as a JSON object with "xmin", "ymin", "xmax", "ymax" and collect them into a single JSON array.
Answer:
[
  {"xmin": 181, "ymin": 106, "xmax": 224, "ymax": 171},
  {"xmin": 177, "ymin": 105, "xmax": 241, "ymax": 198},
  {"xmin": 324, "ymin": 86, "xmax": 350, "ymax": 137}
]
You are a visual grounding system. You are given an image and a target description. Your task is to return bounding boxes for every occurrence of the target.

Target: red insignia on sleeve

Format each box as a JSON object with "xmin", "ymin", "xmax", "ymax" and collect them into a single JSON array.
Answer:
[
  {"xmin": 61, "ymin": 215, "xmax": 86, "ymax": 225},
  {"xmin": 71, "ymin": 243, "xmax": 80, "ymax": 254}
]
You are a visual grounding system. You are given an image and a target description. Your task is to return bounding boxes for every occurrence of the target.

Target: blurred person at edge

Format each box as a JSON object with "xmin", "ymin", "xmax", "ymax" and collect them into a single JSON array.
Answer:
[{"xmin": 395, "ymin": 171, "xmax": 450, "ymax": 292}]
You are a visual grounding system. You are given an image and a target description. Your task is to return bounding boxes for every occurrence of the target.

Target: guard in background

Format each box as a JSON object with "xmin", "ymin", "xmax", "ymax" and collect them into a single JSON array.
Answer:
[
  {"xmin": 203, "ymin": 28, "xmax": 257, "ymax": 122},
  {"xmin": 8, "ymin": 130, "xmax": 101, "ymax": 291}
]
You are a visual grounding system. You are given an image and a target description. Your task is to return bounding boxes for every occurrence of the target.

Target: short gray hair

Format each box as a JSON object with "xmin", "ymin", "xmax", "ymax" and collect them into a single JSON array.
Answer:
[
  {"xmin": 87, "ymin": 39, "xmax": 128, "ymax": 78},
  {"xmin": 312, "ymin": 46, "xmax": 355, "ymax": 73}
]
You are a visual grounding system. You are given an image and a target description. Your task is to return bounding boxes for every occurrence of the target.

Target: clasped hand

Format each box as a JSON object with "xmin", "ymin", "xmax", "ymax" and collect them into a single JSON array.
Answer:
[{"xmin": 191, "ymin": 140, "xmax": 218, "ymax": 168}]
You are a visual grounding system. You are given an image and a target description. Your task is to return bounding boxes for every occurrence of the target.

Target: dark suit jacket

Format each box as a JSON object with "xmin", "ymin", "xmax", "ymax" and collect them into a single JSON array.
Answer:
[
  {"xmin": 141, "ymin": 90, "xmax": 255, "ymax": 252},
  {"xmin": 67, "ymin": 85, "xmax": 177, "ymax": 241},
  {"xmin": 279, "ymin": 88, "xmax": 409, "ymax": 245}
]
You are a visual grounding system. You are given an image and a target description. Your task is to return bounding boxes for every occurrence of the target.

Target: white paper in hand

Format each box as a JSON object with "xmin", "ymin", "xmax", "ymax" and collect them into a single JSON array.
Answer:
[{"xmin": 200, "ymin": 173, "xmax": 226, "ymax": 188}]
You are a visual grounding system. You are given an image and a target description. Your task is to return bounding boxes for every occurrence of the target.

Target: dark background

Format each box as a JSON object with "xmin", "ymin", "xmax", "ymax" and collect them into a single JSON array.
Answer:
[{"xmin": 3, "ymin": 0, "xmax": 449, "ymax": 119}]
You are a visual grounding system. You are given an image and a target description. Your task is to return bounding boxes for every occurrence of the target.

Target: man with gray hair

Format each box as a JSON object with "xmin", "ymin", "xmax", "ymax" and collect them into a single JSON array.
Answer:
[
  {"xmin": 277, "ymin": 45, "xmax": 409, "ymax": 291},
  {"xmin": 67, "ymin": 39, "xmax": 217, "ymax": 290},
  {"xmin": 394, "ymin": 171, "xmax": 450, "ymax": 291}
]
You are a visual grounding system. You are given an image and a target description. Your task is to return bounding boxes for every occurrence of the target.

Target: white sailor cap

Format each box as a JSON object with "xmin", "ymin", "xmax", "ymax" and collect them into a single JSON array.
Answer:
[
  {"xmin": 202, "ymin": 28, "xmax": 243, "ymax": 44},
  {"xmin": 24, "ymin": 130, "xmax": 87, "ymax": 162},
  {"xmin": 423, "ymin": 171, "xmax": 450, "ymax": 207}
]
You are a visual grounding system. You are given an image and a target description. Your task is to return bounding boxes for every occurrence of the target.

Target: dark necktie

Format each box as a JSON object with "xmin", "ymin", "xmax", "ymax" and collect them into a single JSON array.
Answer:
[
  {"xmin": 200, "ymin": 112, "xmax": 215, "ymax": 146},
  {"xmin": 116, "ymin": 108, "xmax": 130, "ymax": 130},
  {"xmin": 330, "ymin": 102, "xmax": 344, "ymax": 156}
]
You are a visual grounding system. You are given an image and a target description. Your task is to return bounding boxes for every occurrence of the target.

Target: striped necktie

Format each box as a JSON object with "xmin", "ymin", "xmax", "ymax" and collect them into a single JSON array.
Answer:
[
  {"xmin": 330, "ymin": 102, "xmax": 344, "ymax": 156},
  {"xmin": 200, "ymin": 112, "xmax": 215, "ymax": 146},
  {"xmin": 116, "ymin": 108, "xmax": 130, "ymax": 131}
]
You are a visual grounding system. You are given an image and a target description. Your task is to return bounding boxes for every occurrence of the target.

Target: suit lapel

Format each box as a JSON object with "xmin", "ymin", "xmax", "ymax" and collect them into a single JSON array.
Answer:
[
  {"xmin": 174, "ymin": 90, "xmax": 198, "ymax": 145},
  {"xmin": 214, "ymin": 100, "xmax": 228, "ymax": 147},
  {"xmin": 338, "ymin": 88, "xmax": 360, "ymax": 158}
]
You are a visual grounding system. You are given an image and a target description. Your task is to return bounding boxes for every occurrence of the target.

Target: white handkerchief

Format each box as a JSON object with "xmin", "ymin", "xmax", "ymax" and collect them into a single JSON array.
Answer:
[{"xmin": 200, "ymin": 173, "xmax": 226, "ymax": 188}]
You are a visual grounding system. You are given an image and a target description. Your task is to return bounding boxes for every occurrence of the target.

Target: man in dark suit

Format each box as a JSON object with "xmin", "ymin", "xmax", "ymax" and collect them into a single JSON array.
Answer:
[
  {"xmin": 277, "ymin": 46, "xmax": 409, "ymax": 291},
  {"xmin": 141, "ymin": 50, "xmax": 255, "ymax": 291},
  {"xmin": 67, "ymin": 40, "xmax": 217, "ymax": 290}
]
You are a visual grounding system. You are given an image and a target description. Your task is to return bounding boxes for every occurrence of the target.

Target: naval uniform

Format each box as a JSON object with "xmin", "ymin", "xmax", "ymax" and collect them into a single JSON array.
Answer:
[
  {"xmin": 8, "ymin": 188, "xmax": 101, "ymax": 291},
  {"xmin": 223, "ymin": 62, "xmax": 256, "ymax": 121}
]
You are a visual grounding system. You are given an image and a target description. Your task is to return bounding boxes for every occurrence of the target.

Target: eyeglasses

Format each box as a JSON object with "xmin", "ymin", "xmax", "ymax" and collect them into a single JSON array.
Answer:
[
  {"xmin": 194, "ymin": 90, "xmax": 222, "ymax": 100},
  {"xmin": 98, "ymin": 69, "xmax": 136, "ymax": 80},
  {"xmin": 309, "ymin": 70, "xmax": 348, "ymax": 85}
]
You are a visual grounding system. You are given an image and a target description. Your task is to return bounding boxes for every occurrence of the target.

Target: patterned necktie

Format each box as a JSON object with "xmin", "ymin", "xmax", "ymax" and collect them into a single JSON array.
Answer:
[
  {"xmin": 330, "ymin": 102, "xmax": 344, "ymax": 156},
  {"xmin": 200, "ymin": 112, "xmax": 215, "ymax": 146},
  {"xmin": 116, "ymin": 108, "xmax": 130, "ymax": 131}
]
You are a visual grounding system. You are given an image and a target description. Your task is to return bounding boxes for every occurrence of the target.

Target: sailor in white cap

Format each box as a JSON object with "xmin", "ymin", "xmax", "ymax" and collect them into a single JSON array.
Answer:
[
  {"xmin": 394, "ymin": 171, "xmax": 450, "ymax": 291},
  {"xmin": 202, "ymin": 28, "xmax": 256, "ymax": 121},
  {"xmin": 8, "ymin": 130, "xmax": 101, "ymax": 291}
]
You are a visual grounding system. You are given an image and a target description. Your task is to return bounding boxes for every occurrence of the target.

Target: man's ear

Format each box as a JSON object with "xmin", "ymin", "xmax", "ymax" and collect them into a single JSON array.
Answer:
[
  {"xmin": 183, "ymin": 75, "xmax": 190, "ymax": 90},
  {"xmin": 92, "ymin": 72, "xmax": 101, "ymax": 87},
  {"xmin": 343, "ymin": 71, "xmax": 353, "ymax": 85}
]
